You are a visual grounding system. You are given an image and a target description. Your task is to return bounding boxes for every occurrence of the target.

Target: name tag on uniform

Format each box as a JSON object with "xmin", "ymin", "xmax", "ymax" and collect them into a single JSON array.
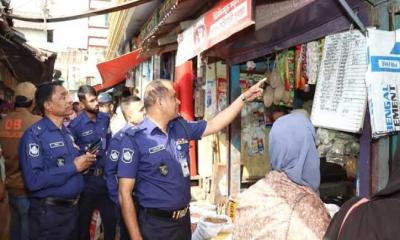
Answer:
[
  {"xmin": 49, "ymin": 141, "xmax": 65, "ymax": 148},
  {"xmin": 148, "ymin": 144, "xmax": 166, "ymax": 154},
  {"xmin": 81, "ymin": 130, "xmax": 94, "ymax": 137}
]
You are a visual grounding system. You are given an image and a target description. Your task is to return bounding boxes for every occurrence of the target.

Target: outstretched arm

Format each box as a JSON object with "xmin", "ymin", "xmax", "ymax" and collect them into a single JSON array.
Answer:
[{"xmin": 202, "ymin": 78, "xmax": 266, "ymax": 137}]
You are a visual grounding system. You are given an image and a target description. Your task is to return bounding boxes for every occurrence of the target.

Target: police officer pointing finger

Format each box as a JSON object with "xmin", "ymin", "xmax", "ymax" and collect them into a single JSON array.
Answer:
[
  {"xmin": 19, "ymin": 81, "xmax": 96, "ymax": 240},
  {"xmin": 118, "ymin": 79, "xmax": 265, "ymax": 240}
]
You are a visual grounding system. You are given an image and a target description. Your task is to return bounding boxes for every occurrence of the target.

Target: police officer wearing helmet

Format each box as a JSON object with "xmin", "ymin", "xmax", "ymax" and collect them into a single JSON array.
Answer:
[
  {"xmin": 0, "ymin": 82, "xmax": 41, "ymax": 240},
  {"xmin": 118, "ymin": 79, "xmax": 266, "ymax": 240},
  {"xmin": 19, "ymin": 81, "xmax": 96, "ymax": 239},
  {"xmin": 69, "ymin": 85, "xmax": 116, "ymax": 240}
]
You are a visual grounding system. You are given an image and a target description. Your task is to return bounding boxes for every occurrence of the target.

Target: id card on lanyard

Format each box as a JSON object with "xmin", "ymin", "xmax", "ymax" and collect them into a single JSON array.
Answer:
[{"xmin": 176, "ymin": 141, "xmax": 190, "ymax": 177}]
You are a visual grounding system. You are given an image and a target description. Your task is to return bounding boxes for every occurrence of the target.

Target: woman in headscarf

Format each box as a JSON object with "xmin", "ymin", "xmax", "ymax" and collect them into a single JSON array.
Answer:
[
  {"xmin": 324, "ymin": 141, "xmax": 400, "ymax": 240},
  {"xmin": 233, "ymin": 112, "xmax": 330, "ymax": 240}
]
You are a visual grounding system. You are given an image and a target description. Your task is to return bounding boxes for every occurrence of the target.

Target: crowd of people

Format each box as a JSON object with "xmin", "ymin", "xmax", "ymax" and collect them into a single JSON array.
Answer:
[
  {"xmin": 0, "ymin": 81, "xmax": 149, "ymax": 240},
  {"xmin": 0, "ymin": 79, "xmax": 264, "ymax": 240},
  {"xmin": 0, "ymin": 78, "xmax": 399, "ymax": 240}
]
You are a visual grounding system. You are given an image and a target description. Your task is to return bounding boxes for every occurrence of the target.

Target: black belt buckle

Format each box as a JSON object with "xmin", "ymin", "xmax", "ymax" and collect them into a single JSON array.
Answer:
[
  {"xmin": 93, "ymin": 168, "xmax": 103, "ymax": 176},
  {"xmin": 44, "ymin": 196, "xmax": 79, "ymax": 207},
  {"xmin": 145, "ymin": 206, "xmax": 188, "ymax": 220}
]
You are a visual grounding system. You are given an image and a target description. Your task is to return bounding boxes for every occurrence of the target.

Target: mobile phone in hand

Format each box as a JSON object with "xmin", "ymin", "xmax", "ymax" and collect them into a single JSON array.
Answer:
[{"xmin": 87, "ymin": 138, "xmax": 102, "ymax": 154}]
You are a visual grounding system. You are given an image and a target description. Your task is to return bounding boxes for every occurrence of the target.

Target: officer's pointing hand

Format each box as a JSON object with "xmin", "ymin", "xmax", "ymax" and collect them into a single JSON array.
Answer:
[
  {"xmin": 74, "ymin": 153, "xmax": 96, "ymax": 172},
  {"xmin": 242, "ymin": 77, "xmax": 267, "ymax": 102}
]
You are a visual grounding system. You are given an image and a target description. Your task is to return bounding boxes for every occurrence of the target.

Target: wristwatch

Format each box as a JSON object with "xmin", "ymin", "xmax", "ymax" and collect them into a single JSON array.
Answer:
[{"xmin": 240, "ymin": 94, "xmax": 247, "ymax": 102}]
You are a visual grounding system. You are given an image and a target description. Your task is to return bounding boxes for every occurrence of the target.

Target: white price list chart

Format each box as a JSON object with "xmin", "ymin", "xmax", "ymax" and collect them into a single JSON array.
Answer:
[{"xmin": 311, "ymin": 30, "xmax": 368, "ymax": 133}]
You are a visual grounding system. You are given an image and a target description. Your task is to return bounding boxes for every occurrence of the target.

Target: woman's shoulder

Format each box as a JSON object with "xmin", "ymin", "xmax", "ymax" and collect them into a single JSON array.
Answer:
[{"xmin": 288, "ymin": 191, "xmax": 330, "ymax": 239}]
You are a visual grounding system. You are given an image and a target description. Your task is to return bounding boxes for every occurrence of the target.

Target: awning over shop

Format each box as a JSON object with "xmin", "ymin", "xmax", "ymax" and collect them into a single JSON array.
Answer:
[
  {"xmin": 95, "ymin": 48, "xmax": 147, "ymax": 91},
  {"xmin": 212, "ymin": 0, "xmax": 369, "ymax": 65}
]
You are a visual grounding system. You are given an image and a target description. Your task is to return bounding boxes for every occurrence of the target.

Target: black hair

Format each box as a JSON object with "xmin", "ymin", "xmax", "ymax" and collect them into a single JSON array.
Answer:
[
  {"xmin": 122, "ymin": 88, "xmax": 131, "ymax": 98},
  {"xmin": 35, "ymin": 80, "xmax": 64, "ymax": 114},
  {"xmin": 72, "ymin": 102, "xmax": 80, "ymax": 113},
  {"xmin": 77, "ymin": 85, "xmax": 97, "ymax": 101},
  {"xmin": 14, "ymin": 96, "xmax": 33, "ymax": 108},
  {"xmin": 270, "ymin": 105, "xmax": 290, "ymax": 114},
  {"xmin": 120, "ymin": 96, "xmax": 142, "ymax": 120}
]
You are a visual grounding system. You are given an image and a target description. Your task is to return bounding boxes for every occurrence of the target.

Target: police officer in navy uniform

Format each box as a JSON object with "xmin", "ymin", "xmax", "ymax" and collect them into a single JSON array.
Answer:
[
  {"xmin": 69, "ymin": 85, "xmax": 116, "ymax": 240},
  {"xmin": 105, "ymin": 96, "xmax": 144, "ymax": 240},
  {"xmin": 19, "ymin": 81, "xmax": 96, "ymax": 239},
  {"xmin": 118, "ymin": 79, "xmax": 266, "ymax": 240}
]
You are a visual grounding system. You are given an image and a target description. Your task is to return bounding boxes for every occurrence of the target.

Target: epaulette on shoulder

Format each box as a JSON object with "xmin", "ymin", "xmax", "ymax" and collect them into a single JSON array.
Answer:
[
  {"xmin": 175, "ymin": 115, "xmax": 184, "ymax": 121},
  {"xmin": 31, "ymin": 121, "xmax": 45, "ymax": 137},
  {"xmin": 175, "ymin": 115, "xmax": 188, "ymax": 124},
  {"xmin": 125, "ymin": 126, "xmax": 144, "ymax": 137},
  {"xmin": 114, "ymin": 130, "xmax": 127, "ymax": 141},
  {"xmin": 174, "ymin": 116, "xmax": 188, "ymax": 125},
  {"xmin": 112, "ymin": 131, "xmax": 125, "ymax": 142}
]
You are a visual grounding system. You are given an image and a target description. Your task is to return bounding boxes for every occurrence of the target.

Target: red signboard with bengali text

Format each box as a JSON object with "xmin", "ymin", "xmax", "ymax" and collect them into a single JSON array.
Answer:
[{"xmin": 176, "ymin": 0, "xmax": 254, "ymax": 65}]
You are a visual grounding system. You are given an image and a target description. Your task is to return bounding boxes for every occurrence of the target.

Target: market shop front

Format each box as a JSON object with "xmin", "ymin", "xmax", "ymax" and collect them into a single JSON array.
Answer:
[{"xmin": 177, "ymin": 0, "xmax": 372, "ymax": 206}]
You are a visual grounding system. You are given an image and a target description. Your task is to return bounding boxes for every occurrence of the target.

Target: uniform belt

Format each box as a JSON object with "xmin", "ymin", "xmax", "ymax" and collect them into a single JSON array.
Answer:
[
  {"xmin": 38, "ymin": 197, "xmax": 79, "ymax": 207},
  {"xmin": 143, "ymin": 206, "xmax": 189, "ymax": 220},
  {"xmin": 86, "ymin": 167, "xmax": 103, "ymax": 176}
]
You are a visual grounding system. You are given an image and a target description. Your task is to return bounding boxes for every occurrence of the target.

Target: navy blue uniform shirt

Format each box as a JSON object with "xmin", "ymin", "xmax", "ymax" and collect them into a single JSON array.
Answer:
[
  {"xmin": 117, "ymin": 116, "xmax": 207, "ymax": 210},
  {"xmin": 105, "ymin": 123, "xmax": 131, "ymax": 206},
  {"xmin": 19, "ymin": 116, "xmax": 83, "ymax": 198},
  {"xmin": 69, "ymin": 112, "xmax": 110, "ymax": 168}
]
